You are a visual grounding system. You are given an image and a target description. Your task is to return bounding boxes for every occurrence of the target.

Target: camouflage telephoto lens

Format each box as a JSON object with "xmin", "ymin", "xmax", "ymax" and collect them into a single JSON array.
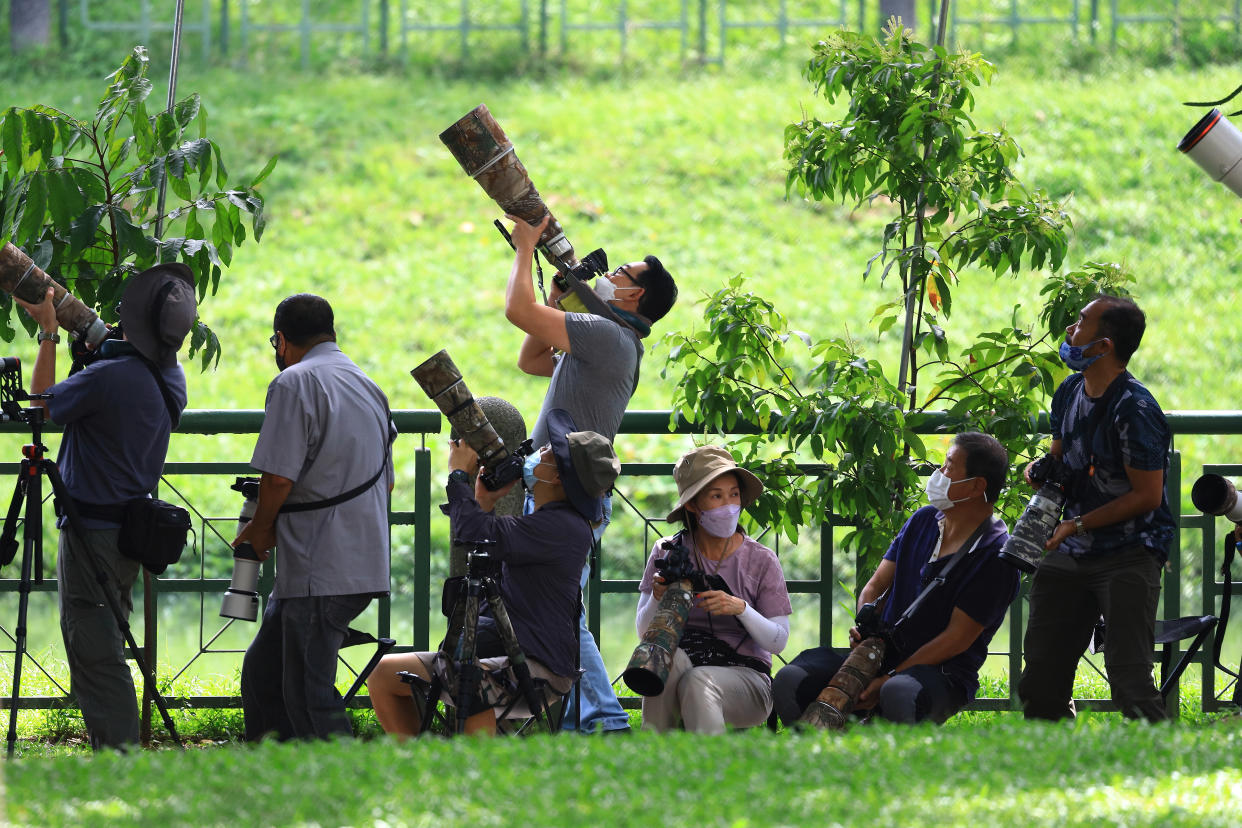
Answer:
[
  {"xmin": 997, "ymin": 483, "xmax": 1067, "ymax": 573},
  {"xmin": 439, "ymin": 104, "xmax": 580, "ymax": 272},
  {"xmin": 800, "ymin": 636, "xmax": 887, "ymax": 730},
  {"xmin": 0, "ymin": 244, "xmax": 108, "ymax": 346},
  {"xmin": 411, "ymin": 349, "xmax": 511, "ymax": 471},
  {"xmin": 623, "ymin": 579, "xmax": 695, "ymax": 696}
]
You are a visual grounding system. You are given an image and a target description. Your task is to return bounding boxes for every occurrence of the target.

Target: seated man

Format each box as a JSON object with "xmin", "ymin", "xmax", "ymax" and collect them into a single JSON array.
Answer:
[
  {"xmin": 369, "ymin": 409, "xmax": 619, "ymax": 737},
  {"xmin": 772, "ymin": 432, "xmax": 1019, "ymax": 726}
]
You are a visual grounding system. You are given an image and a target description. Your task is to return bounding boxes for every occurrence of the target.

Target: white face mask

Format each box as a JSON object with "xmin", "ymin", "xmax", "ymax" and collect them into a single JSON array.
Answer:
[
  {"xmin": 593, "ymin": 277, "xmax": 617, "ymax": 302},
  {"xmin": 924, "ymin": 469, "xmax": 977, "ymax": 511}
]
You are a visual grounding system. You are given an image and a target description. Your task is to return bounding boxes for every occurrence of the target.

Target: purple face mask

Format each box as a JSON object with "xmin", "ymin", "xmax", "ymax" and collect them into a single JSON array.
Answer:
[{"xmin": 697, "ymin": 503, "xmax": 741, "ymax": 538}]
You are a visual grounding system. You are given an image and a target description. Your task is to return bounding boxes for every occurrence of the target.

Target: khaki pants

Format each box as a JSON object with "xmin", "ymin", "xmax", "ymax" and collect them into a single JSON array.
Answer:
[
  {"xmin": 641, "ymin": 648, "xmax": 772, "ymax": 734},
  {"xmin": 57, "ymin": 526, "xmax": 141, "ymax": 750}
]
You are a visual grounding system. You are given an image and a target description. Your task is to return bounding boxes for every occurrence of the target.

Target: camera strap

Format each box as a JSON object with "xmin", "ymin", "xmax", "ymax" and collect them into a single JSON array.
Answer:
[
  {"xmin": 279, "ymin": 414, "xmax": 396, "ymax": 514},
  {"xmin": 1078, "ymin": 370, "xmax": 1131, "ymax": 489},
  {"xmin": 894, "ymin": 515, "xmax": 994, "ymax": 632},
  {"xmin": 136, "ymin": 356, "xmax": 182, "ymax": 430}
]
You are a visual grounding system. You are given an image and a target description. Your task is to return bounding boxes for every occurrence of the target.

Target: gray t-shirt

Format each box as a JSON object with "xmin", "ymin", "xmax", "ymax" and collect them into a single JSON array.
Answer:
[
  {"xmin": 530, "ymin": 313, "xmax": 641, "ymax": 447},
  {"xmin": 250, "ymin": 342, "xmax": 395, "ymax": 598},
  {"xmin": 48, "ymin": 354, "xmax": 187, "ymax": 529}
]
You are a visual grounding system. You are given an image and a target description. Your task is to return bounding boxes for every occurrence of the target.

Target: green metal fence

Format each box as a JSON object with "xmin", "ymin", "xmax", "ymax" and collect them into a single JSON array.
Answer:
[
  {"xmin": 41, "ymin": 1, "xmax": 1242, "ymax": 69},
  {"xmin": 1, "ymin": 408, "xmax": 1240, "ymax": 728}
]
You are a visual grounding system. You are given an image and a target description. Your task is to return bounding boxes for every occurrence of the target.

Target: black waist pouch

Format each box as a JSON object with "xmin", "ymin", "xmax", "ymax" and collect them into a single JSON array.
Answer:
[{"xmin": 118, "ymin": 498, "xmax": 191, "ymax": 575}]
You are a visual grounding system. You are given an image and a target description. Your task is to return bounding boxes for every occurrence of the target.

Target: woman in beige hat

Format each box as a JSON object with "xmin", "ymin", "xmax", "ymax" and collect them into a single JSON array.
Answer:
[{"xmin": 635, "ymin": 445, "xmax": 792, "ymax": 733}]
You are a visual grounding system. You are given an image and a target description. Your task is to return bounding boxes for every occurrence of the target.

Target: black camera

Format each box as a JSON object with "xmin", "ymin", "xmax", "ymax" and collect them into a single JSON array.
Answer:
[{"xmin": 998, "ymin": 454, "xmax": 1074, "ymax": 573}]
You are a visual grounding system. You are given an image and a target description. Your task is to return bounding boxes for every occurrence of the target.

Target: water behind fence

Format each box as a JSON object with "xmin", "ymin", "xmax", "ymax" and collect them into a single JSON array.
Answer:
[
  {"xmin": 27, "ymin": 0, "xmax": 1242, "ymax": 70},
  {"xmin": 0, "ymin": 408, "xmax": 1240, "ymax": 734}
]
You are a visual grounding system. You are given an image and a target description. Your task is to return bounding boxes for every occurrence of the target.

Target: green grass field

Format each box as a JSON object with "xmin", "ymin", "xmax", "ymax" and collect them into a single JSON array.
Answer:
[
  {"xmin": 5, "ymin": 712, "xmax": 1242, "ymax": 827},
  {"xmin": 4, "ymin": 34, "xmax": 1242, "ymax": 826}
]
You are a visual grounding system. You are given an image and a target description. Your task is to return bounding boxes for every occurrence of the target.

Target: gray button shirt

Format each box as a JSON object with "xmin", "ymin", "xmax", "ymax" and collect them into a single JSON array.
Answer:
[{"xmin": 251, "ymin": 342, "xmax": 395, "ymax": 598}]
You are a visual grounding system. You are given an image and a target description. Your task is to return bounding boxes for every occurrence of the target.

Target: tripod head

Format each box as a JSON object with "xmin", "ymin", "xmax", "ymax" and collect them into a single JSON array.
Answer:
[{"xmin": 455, "ymin": 538, "xmax": 500, "ymax": 580}]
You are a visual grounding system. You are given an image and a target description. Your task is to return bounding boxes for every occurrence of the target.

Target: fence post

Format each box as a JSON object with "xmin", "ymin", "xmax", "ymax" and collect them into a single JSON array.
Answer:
[
  {"xmin": 220, "ymin": 0, "xmax": 230, "ymax": 57},
  {"xmin": 380, "ymin": 0, "xmax": 388, "ymax": 56},
  {"xmin": 413, "ymin": 447, "xmax": 431, "ymax": 651}
]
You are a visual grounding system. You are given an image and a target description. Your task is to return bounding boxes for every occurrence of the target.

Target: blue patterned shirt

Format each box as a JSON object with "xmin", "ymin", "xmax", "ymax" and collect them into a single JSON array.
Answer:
[{"xmin": 1049, "ymin": 372, "xmax": 1176, "ymax": 560}]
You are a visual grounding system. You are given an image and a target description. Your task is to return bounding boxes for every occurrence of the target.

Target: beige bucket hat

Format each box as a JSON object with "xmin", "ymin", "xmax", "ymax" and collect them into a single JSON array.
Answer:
[{"xmin": 665, "ymin": 445, "xmax": 763, "ymax": 523}]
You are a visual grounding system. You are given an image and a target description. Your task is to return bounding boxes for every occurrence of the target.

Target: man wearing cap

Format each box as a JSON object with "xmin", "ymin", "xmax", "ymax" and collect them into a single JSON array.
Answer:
[
  {"xmin": 369, "ymin": 409, "xmax": 619, "ymax": 737},
  {"xmin": 234, "ymin": 294, "xmax": 396, "ymax": 741},
  {"xmin": 16, "ymin": 264, "xmax": 197, "ymax": 750},
  {"xmin": 504, "ymin": 213, "xmax": 678, "ymax": 734}
]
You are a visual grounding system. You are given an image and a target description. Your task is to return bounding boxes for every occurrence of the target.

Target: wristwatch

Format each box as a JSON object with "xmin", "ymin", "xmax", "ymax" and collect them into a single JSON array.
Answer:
[
  {"xmin": 448, "ymin": 469, "xmax": 470, "ymax": 486},
  {"xmin": 36, "ymin": 330, "xmax": 60, "ymax": 345},
  {"xmin": 1073, "ymin": 516, "xmax": 1087, "ymax": 536}
]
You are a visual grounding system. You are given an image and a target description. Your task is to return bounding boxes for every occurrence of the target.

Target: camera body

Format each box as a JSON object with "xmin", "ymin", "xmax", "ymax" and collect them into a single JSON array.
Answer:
[{"xmin": 998, "ymin": 454, "xmax": 1074, "ymax": 573}]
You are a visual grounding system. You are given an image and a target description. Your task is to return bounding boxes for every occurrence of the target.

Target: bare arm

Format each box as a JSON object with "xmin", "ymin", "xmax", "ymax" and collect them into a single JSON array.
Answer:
[
  {"xmin": 503, "ymin": 213, "xmax": 572, "ymax": 355},
  {"xmin": 857, "ymin": 607, "xmax": 985, "ymax": 708},
  {"xmin": 1046, "ymin": 463, "xmax": 1167, "ymax": 551},
  {"xmin": 15, "ymin": 286, "xmax": 59, "ymax": 412},
  {"xmin": 232, "ymin": 472, "xmax": 294, "ymax": 560}
]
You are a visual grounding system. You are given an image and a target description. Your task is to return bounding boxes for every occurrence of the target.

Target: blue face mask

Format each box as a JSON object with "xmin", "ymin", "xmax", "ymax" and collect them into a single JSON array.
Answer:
[
  {"xmin": 522, "ymin": 454, "xmax": 555, "ymax": 491},
  {"xmin": 1059, "ymin": 338, "xmax": 1106, "ymax": 371}
]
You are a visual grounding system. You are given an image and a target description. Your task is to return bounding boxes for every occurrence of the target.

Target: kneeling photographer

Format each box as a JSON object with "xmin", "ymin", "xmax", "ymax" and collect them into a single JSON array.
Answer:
[
  {"xmin": 16, "ymin": 264, "xmax": 196, "ymax": 751},
  {"xmin": 773, "ymin": 433, "xmax": 1018, "ymax": 727},
  {"xmin": 368, "ymin": 409, "xmax": 619, "ymax": 737},
  {"xmin": 635, "ymin": 446, "xmax": 792, "ymax": 734}
]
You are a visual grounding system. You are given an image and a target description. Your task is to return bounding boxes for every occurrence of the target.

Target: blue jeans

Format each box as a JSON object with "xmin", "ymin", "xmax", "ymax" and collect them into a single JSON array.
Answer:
[
  {"xmin": 526, "ymin": 493, "xmax": 630, "ymax": 732},
  {"xmin": 241, "ymin": 593, "xmax": 372, "ymax": 741}
]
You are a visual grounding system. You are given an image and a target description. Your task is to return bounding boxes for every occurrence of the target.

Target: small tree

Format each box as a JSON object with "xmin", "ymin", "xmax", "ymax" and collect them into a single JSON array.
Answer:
[
  {"xmin": 663, "ymin": 25, "xmax": 1133, "ymax": 574},
  {"xmin": 0, "ymin": 47, "xmax": 275, "ymax": 366}
]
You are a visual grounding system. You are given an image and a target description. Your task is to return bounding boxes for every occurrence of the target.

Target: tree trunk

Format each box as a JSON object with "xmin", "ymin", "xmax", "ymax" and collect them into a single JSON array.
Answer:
[
  {"xmin": 10, "ymin": 0, "xmax": 50, "ymax": 53},
  {"xmin": 880, "ymin": 0, "xmax": 918, "ymax": 32}
]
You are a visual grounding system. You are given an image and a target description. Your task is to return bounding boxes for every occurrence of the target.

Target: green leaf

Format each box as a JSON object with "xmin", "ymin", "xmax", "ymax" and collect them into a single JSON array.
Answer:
[
  {"xmin": 16, "ymin": 174, "xmax": 48, "ymax": 246},
  {"xmin": 250, "ymin": 154, "xmax": 278, "ymax": 188},
  {"xmin": 69, "ymin": 204, "xmax": 107, "ymax": 259}
]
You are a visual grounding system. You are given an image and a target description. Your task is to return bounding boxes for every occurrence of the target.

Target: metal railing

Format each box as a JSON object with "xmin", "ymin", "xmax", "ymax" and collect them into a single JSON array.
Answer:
[
  {"xmin": 1, "ymin": 408, "xmax": 1240, "ymax": 726},
  {"xmin": 38, "ymin": 1, "xmax": 1242, "ymax": 69}
]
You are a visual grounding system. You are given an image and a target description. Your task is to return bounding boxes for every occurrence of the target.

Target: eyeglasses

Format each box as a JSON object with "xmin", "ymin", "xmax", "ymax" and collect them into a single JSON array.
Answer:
[
  {"xmin": 612, "ymin": 265, "xmax": 640, "ymax": 287},
  {"xmin": 269, "ymin": 333, "xmax": 280, "ymax": 350}
]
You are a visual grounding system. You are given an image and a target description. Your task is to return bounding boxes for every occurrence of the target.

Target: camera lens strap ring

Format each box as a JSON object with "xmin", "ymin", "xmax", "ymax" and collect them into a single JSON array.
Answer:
[
  {"xmin": 466, "ymin": 143, "xmax": 516, "ymax": 180},
  {"xmin": 12, "ymin": 261, "xmax": 37, "ymax": 296}
]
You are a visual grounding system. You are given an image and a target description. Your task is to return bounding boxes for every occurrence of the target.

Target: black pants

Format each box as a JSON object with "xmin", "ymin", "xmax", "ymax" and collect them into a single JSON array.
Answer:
[
  {"xmin": 772, "ymin": 646, "xmax": 967, "ymax": 726},
  {"xmin": 1018, "ymin": 546, "xmax": 1168, "ymax": 723}
]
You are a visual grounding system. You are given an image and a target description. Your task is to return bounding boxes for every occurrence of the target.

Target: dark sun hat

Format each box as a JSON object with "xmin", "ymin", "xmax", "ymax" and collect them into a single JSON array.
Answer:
[
  {"xmin": 546, "ymin": 408, "xmax": 620, "ymax": 522},
  {"xmin": 120, "ymin": 263, "xmax": 197, "ymax": 367}
]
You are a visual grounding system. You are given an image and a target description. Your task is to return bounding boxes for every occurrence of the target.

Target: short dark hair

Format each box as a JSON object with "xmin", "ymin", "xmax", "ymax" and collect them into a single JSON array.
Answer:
[
  {"xmin": 634, "ymin": 255, "xmax": 677, "ymax": 324},
  {"xmin": 1093, "ymin": 294, "xmax": 1145, "ymax": 363},
  {"xmin": 274, "ymin": 294, "xmax": 336, "ymax": 346},
  {"xmin": 954, "ymin": 431, "xmax": 1009, "ymax": 504}
]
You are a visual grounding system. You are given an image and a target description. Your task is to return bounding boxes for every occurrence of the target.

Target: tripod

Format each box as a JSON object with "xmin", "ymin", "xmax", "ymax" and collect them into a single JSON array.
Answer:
[
  {"xmin": 404, "ymin": 542, "xmax": 553, "ymax": 735},
  {"xmin": 0, "ymin": 402, "xmax": 182, "ymax": 756}
]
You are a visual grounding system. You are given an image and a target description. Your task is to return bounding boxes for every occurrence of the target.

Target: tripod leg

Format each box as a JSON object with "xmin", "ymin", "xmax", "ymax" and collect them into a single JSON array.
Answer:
[
  {"xmin": 5, "ymin": 466, "xmax": 31, "ymax": 758},
  {"xmin": 46, "ymin": 463, "xmax": 184, "ymax": 749},
  {"xmin": 482, "ymin": 576, "xmax": 551, "ymax": 733},
  {"xmin": 453, "ymin": 585, "xmax": 482, "ymax": 735}
]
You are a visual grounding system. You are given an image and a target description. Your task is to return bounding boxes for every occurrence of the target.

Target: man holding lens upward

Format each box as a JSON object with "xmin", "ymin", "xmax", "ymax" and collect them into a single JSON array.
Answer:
[
  {"xmin": 16, "ymin": 264, "xmax": 196, "ymax": 750},
  {"xmin": 1018, "ymin": 295, "xmax": 1175, "ymax": 723},
  {"xmin": 234, "ymin": 294, "xmax": 396, "ymax": 741},
  {"xmin": 503, "ymin": 213, "xmax": 677, "ymax": 734}
]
